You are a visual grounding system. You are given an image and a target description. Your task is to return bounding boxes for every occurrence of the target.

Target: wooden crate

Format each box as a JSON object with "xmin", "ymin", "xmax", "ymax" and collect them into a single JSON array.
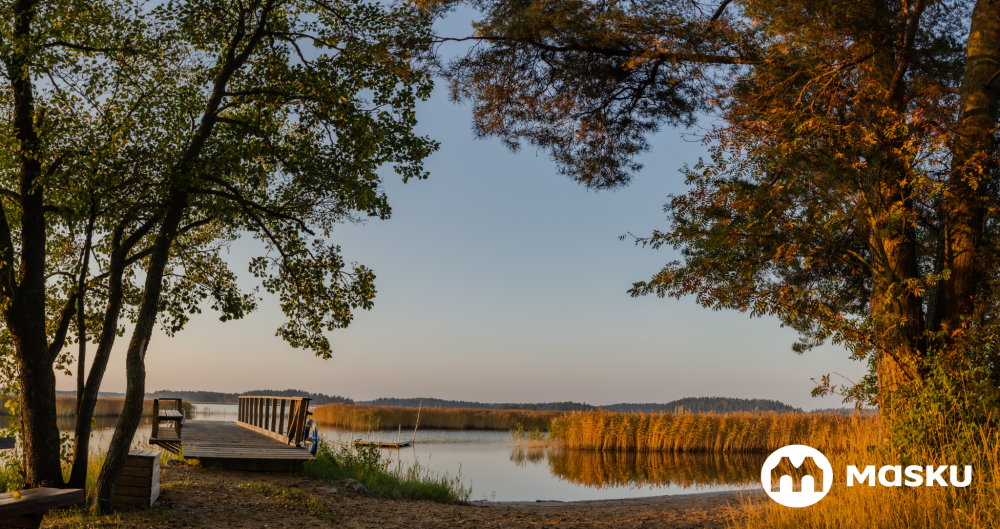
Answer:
[{"xmin": 115, "ymin": 450, "xmax": 160, "ymax": 507}]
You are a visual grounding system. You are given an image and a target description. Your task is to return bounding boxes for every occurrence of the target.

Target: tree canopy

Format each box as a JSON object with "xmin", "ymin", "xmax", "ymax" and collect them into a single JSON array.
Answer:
[
  {"xmin": 425, "ymin": 0, "xmax": 1000, "ymax": 424},
  {"xmin": 0, "ymin": 0, "xmax": 436, "ymax": 509}
]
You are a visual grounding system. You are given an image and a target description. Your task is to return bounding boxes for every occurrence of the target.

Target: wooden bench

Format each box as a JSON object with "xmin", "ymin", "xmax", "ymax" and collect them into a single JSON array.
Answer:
[
  {"xmin": 0, "ymin": 438, "xmax": 83, "ymax": 528},
  {"xmin": 149, "ymin": 399, "xmax": 184, "ymax": 454},
  {"xmin": 0, "ymin": 488, "xmax": 84, "ymax": 528}
]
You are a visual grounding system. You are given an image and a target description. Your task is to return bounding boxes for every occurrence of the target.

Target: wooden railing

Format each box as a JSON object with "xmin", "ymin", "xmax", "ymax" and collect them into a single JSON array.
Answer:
[{"xmin": 237, "ymin": 396, "xmax": 312, "ymax": 447}]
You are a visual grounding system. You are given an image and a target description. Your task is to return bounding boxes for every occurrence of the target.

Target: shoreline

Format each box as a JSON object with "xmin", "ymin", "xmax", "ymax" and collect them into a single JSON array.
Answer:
[
  {"xmin": 45, "ymin": 464, "xmax": 759, "ymax": 528},
  {"xmin": 475, "ymin": 488, "xmax": 765, "ymax": 510}
]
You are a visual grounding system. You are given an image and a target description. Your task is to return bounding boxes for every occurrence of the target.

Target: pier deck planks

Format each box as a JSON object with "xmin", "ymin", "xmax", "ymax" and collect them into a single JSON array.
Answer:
[{"xmin": 180, "ymin": 421, "xmax": 314, "ymax": 470}]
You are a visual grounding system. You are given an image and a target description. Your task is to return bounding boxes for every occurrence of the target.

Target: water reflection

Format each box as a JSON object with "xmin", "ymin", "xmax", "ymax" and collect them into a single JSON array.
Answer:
[{"xmin": 513, "ymin": 448, "xmax": 764, "ymax": 490}]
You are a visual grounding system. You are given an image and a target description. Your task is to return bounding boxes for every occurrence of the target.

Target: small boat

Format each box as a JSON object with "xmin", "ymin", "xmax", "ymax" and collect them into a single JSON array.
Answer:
[{"xmin": 353, "ymin": 440, "xmax": 412, "ymax": 448}]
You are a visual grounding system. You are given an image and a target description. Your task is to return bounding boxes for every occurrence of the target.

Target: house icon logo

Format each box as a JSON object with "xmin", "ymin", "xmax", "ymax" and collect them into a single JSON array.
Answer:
[{"xmin": 761, "ymin": 445, "xmax": 833, "ymax": 507}]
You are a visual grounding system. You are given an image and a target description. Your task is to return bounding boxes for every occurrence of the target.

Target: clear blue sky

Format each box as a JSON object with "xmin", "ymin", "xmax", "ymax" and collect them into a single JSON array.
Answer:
[{"xmin": 56, "ymin": 10, "xmax": 868, "ymax": 410}]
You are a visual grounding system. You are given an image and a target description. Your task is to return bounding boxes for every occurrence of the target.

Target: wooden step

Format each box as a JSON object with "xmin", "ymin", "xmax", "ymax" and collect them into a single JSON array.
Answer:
[{"xmin": 116, "ymin": 450, "xmax": 160, "ymax": 507}]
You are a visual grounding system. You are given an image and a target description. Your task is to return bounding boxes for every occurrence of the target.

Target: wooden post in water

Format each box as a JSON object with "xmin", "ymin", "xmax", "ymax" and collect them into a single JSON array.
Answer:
[{"xmin": 411, "ymin": 400, "xmax": 422, "ymax": 445}]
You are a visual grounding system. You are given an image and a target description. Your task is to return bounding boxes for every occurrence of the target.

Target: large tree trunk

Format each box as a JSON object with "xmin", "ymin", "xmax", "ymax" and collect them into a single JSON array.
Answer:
[
  {"xmin": 868, "ymin": 0, "xmax": 927, "ymax": 415},
  {"xmin": 870, "ymin": 197, "xmax": 925, "ymax": 415},
  {"xmin": 7, "ymin": 0, "xmax": 64, "ymax": 489},
  {"xmin": 14, "ymin": 341, "xmax": 63, "ymax": 488},
  {"xmin": 93, "ymin": 193, "xmax": 187, "ymax": 513},
  {"xmin": 932, "ymin": 0, "xmax": 1000, "ymax": 337}
]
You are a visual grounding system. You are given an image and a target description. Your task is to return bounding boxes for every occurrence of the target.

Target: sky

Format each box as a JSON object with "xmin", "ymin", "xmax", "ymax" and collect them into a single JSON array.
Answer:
[{"xmin": 56, "ymin": 10, "xmax": 870, "ymax": 411}]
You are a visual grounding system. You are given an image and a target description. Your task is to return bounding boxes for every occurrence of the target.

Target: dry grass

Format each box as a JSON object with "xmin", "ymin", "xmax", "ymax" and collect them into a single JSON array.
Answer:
[
  {"xmin": 549, "ymin": 410, "xmax": 877, "ymax": 453},
  {"xmin": 53, "ymin": 397, "xmax": 194, "ymax": 418},
  {"xmin": 312, "ymin": 403, "xmax": 559, "ymax": 431},
  {"xmin": 731, "ymin": 423, "xmax": 1000, "ymax": 528}
]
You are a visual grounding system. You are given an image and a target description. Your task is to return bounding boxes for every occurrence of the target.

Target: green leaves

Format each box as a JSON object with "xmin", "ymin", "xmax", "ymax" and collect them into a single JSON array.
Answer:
[{"xmin": 0, "ymin": 0, "xmax": 437, "ymax": 366}]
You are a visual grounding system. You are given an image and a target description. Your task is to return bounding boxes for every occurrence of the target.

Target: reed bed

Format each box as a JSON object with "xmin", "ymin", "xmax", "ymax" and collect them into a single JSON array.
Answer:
[
  {"xmin": 52, "ymin": 397, "xmax": 194, "ymax": 418},
  {"xmin": 732, "ymin": 424, "xmax": 1000, "ymax": 528},
  {"xmin": 312, "ymin": 403, "xmax": 560, "ymax": 431},
  {"xmin": 549, "ymin": 410, "xmax": 878, "ymax": 453}
]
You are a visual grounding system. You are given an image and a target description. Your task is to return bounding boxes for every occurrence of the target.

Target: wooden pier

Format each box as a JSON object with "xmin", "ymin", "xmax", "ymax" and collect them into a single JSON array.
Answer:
[{"xmin": 150, "ymin": 396, "xmax": 315, "ymax": 471}]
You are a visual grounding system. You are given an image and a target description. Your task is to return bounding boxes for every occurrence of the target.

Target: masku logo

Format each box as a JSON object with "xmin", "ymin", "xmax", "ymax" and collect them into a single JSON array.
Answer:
[
  {"xmin": 761, "ymin": 445, "xmax": 834, "ymax": 508},
  {"xmin": 847, "ymin": 465, "xmax": 972, "ymax": 487}
]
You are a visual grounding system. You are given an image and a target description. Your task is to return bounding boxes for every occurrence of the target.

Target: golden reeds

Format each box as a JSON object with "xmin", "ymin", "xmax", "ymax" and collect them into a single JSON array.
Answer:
[
  {"xmin": 51, "ymin": 397, "xmax": 193, "ymax": 418},
  {"xmin": 732, "ymin": 424, "xmax": 1000, "ymax": 528},
  {"xmin": 312, "ymin": 403, "xmax": 560, "ymax": 431},
  {"xmin": 549, "ymin": 410, "xmax": 878, "ymax": 453}
]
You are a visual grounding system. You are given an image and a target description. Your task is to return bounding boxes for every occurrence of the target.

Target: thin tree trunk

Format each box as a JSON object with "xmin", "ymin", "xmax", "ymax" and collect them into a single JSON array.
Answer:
[
  {"xmin": 75, "ymin": 211, "xmax": 95, "ymax": 409},
  {"xmin": 68, "ymin": 246, "xmax": 125, "ymax": 488},
  {"xmin": 69, "ymin": 214, "xmax": 163, "ymax": 488},
  {"xmin": 93, "ymin": 193, "xmax": 187, "ymax": 513}
]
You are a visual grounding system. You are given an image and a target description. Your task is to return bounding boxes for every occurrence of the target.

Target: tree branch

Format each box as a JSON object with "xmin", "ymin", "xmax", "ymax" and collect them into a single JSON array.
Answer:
[
  {"xmin": 710, "ymin": 0, "xmax": 734, "ymax": 23},
  {"xmin": 89, "ymin": 216, "xmax": 218, "ymax": 282},
  {"xmin": 191, "ymin": 185, "xmax": 313, "ymax": 235},
  {"xmin": 40, "ymin": 41, "xmax": 141, "ymax": 55},
  {"xmin": 48, "ymin": 289, "xmax": 79, "ymax": 362}
]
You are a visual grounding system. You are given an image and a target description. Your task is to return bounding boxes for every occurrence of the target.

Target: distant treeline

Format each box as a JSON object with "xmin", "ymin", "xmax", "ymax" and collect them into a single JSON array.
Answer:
[
  {"xmin": 55, "ymin": 389, "xmax": 353, "ymax": 405},
  {"xmin": 51, "ymin": 392, "xmax": 807, "ymax": 413},
  {"xmin": 601, "ymin": 397, "xmax": 801, "ymax": 414},
  {"xmin": 357, "ymin": 398, "xmax": 596, "ymax": 411},
  {"xmin": 358, "ymin": 396, "xmax": 801, "ymax": 413},
  {"xmin": 811, "ymin": 407, "xmax": 878, "ymax": 415}
]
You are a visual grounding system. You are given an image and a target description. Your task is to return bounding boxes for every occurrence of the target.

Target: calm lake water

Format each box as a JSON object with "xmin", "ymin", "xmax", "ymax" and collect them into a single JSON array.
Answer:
[
  {"xmin": 324, "ymin": 427, "xmax": 762, "ymax": 501},
  {"xmin": 15, "ymin": 403, "xmax": 764, "ymax": 502}
]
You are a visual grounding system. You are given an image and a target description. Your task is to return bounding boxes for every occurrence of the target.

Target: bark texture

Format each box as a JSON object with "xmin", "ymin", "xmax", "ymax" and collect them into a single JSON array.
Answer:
[
  {"xmin": 5, "ymin": 0, "xmax": 64, "ymax": 489},
  {"xmin": 933, "ymin": 0, "xmax": 1000, "ymax": 337}
]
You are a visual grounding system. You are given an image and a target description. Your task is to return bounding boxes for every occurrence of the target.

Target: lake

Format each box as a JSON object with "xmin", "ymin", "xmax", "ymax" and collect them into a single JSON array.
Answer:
[{"xmin": 11, "ymin": 403, "xmax": 764, "ymax": 502}]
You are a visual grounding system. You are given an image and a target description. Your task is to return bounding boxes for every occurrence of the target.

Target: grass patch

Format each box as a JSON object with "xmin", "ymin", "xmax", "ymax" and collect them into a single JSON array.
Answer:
[{"xmin": 302, "ymin": 439, "xmax": 470, "ymax": 503}]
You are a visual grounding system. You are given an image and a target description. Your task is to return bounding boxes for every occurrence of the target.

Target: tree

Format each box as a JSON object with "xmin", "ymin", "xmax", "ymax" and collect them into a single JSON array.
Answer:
[
  {"xmin": 0, "ymin": 0, "xmax": 435, "ymax": 506},
  {"xmin": 425, "ymin": 0, "xmax": 1000, "ymax": 417},
  {"xmin": 88, "ymin": 0, "xmax": 437, "ymax": 511}
]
